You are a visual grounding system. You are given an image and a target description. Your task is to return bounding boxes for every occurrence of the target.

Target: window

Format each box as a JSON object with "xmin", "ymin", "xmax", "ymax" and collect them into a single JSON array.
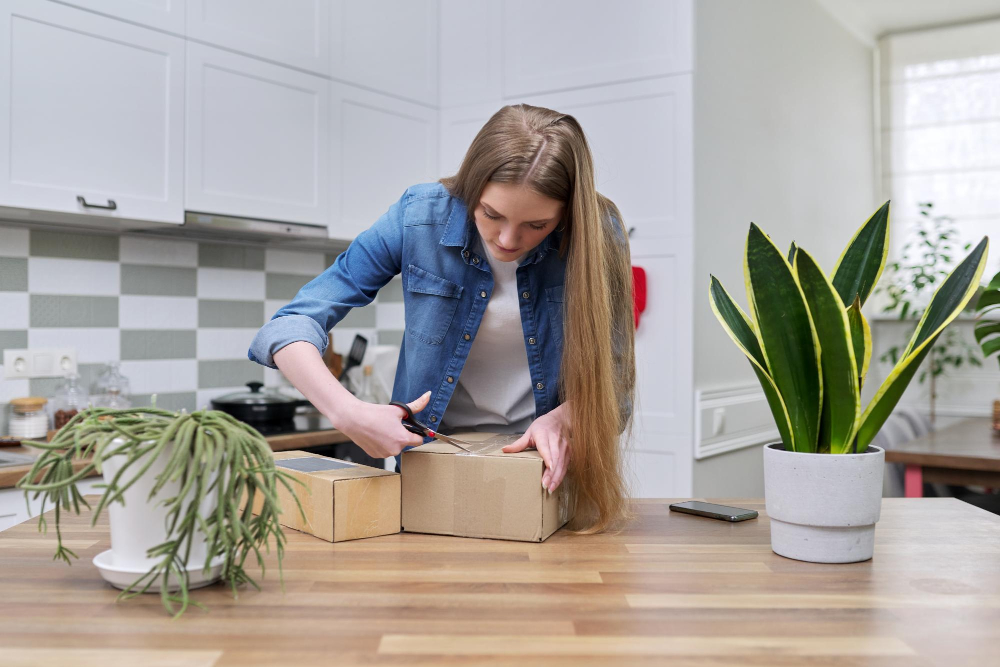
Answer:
[{"xmin": 880, "ymin": 19, "xmax": 1000, "ymax": 277}]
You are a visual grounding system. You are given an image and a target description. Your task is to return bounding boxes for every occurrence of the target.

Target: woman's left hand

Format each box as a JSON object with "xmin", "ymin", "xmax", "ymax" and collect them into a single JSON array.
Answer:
[{"xmin": 502, "ymin": 402, "xmax": 571, "ymax": 493}]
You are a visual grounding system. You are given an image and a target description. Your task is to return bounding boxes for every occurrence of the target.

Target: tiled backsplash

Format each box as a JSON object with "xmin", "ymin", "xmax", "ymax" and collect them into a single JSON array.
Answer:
[{"xmin": 0, "ymin": 224, "xmax": 404, "ymax": 434}]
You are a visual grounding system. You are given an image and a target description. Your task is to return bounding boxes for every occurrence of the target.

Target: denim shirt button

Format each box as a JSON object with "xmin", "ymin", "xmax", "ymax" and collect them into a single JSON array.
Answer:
[
  {"xmin": 430, "ymin": 415, "xmax": 437, "ymax": 423},
  {"xmin": 480, "ymin": 290, "xmax": 487, "ymax": 298},
  {"xmin": 463, "ymin": 333, "xmax": 471, "ymax": 341},
  {"xmin": 536, "ymin": 382, "xmax": 544, "ymax": 390},
  {"xmin": 447, "ymin": 376, "xmax": 454, "ymax": 383},
  {"xmin": 473, "ymin": 257, "xmax": 480, "ymax": 265},
  {"xmin": 463, "ymin": 250, "xmax": 470, "ymax": 258},
  {"xmin": 528, "ymin": 337, "xmax": 536, "ymax": 345},
  {"xmin": 522, "ymin": 291, "xmax": 530, "ymax": 299}
]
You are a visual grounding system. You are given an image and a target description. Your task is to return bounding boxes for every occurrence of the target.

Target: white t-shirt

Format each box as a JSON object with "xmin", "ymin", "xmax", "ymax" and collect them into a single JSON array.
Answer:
[{"xmin": 441, "ymin": 238, "xmax": 535, "ymax": 434}]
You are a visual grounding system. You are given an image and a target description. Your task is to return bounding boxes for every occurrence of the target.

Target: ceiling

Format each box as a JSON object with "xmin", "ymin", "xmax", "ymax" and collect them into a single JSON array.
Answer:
[{"xmin": 816, "ymin": 0, "xmax": 1000, "ymax": 44}]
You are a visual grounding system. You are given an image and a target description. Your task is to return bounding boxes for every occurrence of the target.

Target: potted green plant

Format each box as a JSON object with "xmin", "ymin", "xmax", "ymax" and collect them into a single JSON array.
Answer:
[
  {"xmin": 975, "ymin": 269, "xmax": 1000, "ymax": 365},
  {"xmin": 709, "ymin": 202, "xmax": 989, "ymax": 563},
  {"xmin": 16, "ymin": 406, "xmax": 301, "ymax": 616}
]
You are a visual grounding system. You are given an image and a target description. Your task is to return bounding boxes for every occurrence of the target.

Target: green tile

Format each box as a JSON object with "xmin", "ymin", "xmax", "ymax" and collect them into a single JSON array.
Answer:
[
  {"xmin": 121, "ymin": 330, "xmax": 196, "ymax": 360},
  {"xmin": 198, "ymin": 300, "xmax": 264, "ymax": 328},
  {"xmin": 266, "ymin": 273, "xmax": 312, "ymax": 300},
  {"xmin": 378, "ymin": 277, "xmax": 404, "ymax": 303},
  {"xmin": 199, "ymin": 243, "xmax": 265, "ymax": 270},
  {"xmin": 30, "ymin": 295, "xmax": 118, "ymax": 328},
  {"xmin": 0, "ymin": 330, "xmax": 27, "ymax": 355},
  {"xmin": 377, "ymin": 329, "xmax": 404, "ymax": 346},
  {"xmin": 29, "ymin": 363, "xmax": 104, "ymax": 397},
  {"xmin": 198, "ymin": 359, "xmax": 264, "ymax": 389},
  {"xmin": 30, "ymin": 229, "xmax": 118, "ymax": 261},
  {"xmin": 121, "ymin": 264, "xmax": 197, "ymax": 297},
  {"xmin": 0, "ymin": 257, "xmax": 28, "ymax": 291},
  {"xmin": 339, "ymin": 305, "xmax": 376, "ymax": 328},
  {"xmin": 131, "ymin": 392, "xmax": 197, "ymax": 412}
]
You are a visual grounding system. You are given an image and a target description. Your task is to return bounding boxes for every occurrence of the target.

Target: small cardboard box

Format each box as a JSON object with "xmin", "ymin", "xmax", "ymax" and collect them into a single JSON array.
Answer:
[
  {"xmin": 400, "ymin": 433, "xmax": 572, "ymax": 542},
  {"xmin": 254, "ymin": 450, "xmax": 400, "ymax": 542}
]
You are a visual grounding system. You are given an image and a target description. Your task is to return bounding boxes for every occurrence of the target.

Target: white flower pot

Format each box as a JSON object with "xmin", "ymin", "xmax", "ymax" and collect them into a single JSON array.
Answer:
[
  {"xmin": 98, "ymin": 439, "xmax": 221, "ymax": 590},
  {"xmin": 763, "ymin": 443, "xmax": 885, "ymax": 564}
]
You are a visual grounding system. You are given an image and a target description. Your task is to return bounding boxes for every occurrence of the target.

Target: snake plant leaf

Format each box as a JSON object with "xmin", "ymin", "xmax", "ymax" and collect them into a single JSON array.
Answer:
[
  {"xmin": 831, "ymin": 201, "xmax": 890, "ymax": 308},
  {"xmin": 857, "ymin": 237, "xmax": 990, "ymax": 450},
  {"xmin": 795, "ymin": 249, "xmax": 861, "ymax": 454},
  {"xmin": 709, "ymin": 276, "xmax": 795, "ymax": 449},
  {"xmin": 846, "ymin": 295, "xmax": 872, "ymax": 387},
  {"xmin": 746, "ymin": 223, "xmax": 822, "ymax": 452}
]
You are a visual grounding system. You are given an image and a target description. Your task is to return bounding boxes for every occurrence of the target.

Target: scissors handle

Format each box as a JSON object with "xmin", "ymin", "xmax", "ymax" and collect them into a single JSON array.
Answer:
[{"xmin": 389, "ymin": 400, "xmax": 436, "ymax": 438}]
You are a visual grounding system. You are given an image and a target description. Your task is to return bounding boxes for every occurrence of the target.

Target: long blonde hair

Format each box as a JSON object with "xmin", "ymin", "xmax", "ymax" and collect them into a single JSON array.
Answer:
[{"xmin": 441, "ymin": 104, "xmax": 636, "ymax": 533}]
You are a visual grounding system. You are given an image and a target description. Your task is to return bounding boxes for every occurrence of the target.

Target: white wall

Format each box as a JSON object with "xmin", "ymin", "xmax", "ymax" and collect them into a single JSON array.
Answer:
[
  {"xmin": 438, "ymin": 0, "xmax": 696, "ymax": 498},
  {"xmin": 691, "ymin": 0, "xmax": 876, "ymax": 497}
]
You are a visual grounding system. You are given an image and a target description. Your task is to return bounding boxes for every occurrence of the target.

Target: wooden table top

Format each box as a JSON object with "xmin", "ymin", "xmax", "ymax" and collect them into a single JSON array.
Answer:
[
  {"xmin": 2, "ymin": 497, "xmax": 999, "ymax": 666},
  {"xmin": 0, "ymin": 428, "xmax": 351, "ymax": 488},
  {"xmin": 883, "ymin": 417, "xmax": 1000, "ymax": 471}
]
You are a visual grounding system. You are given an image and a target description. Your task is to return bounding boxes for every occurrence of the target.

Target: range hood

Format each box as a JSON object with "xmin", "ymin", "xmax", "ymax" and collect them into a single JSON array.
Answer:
[
  {"xmin": 142, "ymin": 211, "xmax": 350, "ymax": 252},
  {"xmin": 0, "ymin": 205, "xmax": 351, "ymax": 252}
]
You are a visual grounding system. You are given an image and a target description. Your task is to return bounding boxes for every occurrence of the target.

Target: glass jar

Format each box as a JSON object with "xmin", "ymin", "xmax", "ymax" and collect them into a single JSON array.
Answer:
[
  {"xmin": 91, "ymin": 362, "xmax": 132, "ymax": 409},
  {"xmin": 9, "ymin": 397, "xmax": 50, "ymax": 439},
  {"xmin": 52, "ymin": 373, "xmax": 89, "ymax": 429}
]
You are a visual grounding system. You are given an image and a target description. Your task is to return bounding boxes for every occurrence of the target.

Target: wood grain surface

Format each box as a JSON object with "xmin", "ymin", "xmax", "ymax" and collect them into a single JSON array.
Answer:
[
  {"xmin": 884, "ymin": 417, "xmax": 1000, "ymax": 471},
  {"xmin": 0, "ymin": 429, "xmax": 352, "ymax": 488},
  {"xmin": 1, "ymin": 498, "xmax": 999, "ymax": 666}
]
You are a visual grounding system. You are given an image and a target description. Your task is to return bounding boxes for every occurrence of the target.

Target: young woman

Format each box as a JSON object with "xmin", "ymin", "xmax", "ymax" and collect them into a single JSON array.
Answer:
[{"xmin": 249, "ymin": 104, "xmax": 635, "ymax": 532}]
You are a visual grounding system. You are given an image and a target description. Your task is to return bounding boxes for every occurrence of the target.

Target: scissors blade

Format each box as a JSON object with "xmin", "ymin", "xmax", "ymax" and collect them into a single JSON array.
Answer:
[{"xmin": 430, "ymin": 432, "xmax": 474, "ymax": 452}]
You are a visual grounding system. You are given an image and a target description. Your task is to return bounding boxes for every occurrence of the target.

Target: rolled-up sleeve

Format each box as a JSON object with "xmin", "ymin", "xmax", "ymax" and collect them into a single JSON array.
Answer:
[{"xmin": 248, "ymin": 191, "xmax": 407, "ymax": 369}]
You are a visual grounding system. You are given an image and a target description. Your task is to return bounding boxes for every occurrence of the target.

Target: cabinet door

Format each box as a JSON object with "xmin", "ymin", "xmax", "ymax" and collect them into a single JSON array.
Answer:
[
  {"xmin": 330, "ymin": 0, "xmax": 438, "ymax": 106},
  {"xmin": 57, "ymin": 0, "xmax": 186, "ymax": 34},
  {"xmin": 186, "ymin": 43, "xmax": 330, "ymax": 226},
  {"xmin": 330, "ymin": 83, "xmax": 438, "ymax": 241},
  {"xmin": 187, "ymin": 0, "xmax": 330, "ymax": 75},
  {"xmin": 0, "ymin": 0, "xmax": 184, "ymax": 224}
]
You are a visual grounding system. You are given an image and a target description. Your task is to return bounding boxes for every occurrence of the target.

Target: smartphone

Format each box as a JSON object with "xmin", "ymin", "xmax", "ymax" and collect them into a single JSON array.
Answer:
[{"xmin": 669, "ymin": 501, "xmax": 758, "ymax": 522}]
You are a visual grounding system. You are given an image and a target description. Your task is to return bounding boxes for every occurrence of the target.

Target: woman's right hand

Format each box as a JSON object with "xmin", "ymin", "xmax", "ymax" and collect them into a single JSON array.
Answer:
[{"xmin": 336, "ymin": 390, "xmax": 432, "ymax": 458}]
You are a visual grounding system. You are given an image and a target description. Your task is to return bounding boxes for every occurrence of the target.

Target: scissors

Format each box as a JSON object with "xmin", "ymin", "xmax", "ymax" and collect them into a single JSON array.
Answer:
[{"xmin": 390, "ymin": 401, "xmax": 474, "ymax": 452}]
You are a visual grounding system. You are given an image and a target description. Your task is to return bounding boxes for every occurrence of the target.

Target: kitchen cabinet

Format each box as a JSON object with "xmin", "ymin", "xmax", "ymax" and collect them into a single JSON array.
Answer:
[
  {"xmin": 187, "ymin": 0, "xmax": 330, "ymax": 75},
  {"xmin": 330, "ymin": 82, "xmax": 438, "ymax": 241},
  {"xmin": 0, "ymin": 477, "xmax": 103, "ymax": 533},
  {"xmin": 0, "ymin": 0, "xmax": 185, "ymax": 224},
  {"xmin": 185, "ymin": 43, "xmax": 330, "ymax": 227},
  {"xmin": 57, "ymin": 0, "xmax": 186, "ymax": 34},
  {"xmin": 330, "ymin": 0, "xmax": 438, "ymax": 106}
]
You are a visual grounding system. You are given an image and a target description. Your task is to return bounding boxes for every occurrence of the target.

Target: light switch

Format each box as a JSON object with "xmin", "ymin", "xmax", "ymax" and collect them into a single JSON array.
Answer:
[{"xmin": 712, "ymin": 407, "xmax": 726, "ymax": 436}]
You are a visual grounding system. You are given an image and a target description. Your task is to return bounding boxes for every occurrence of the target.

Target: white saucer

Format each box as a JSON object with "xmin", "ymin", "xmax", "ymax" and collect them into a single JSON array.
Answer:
[{"xmin": 93, "ymin": 549, "xmax": 226, "ymax": 592}]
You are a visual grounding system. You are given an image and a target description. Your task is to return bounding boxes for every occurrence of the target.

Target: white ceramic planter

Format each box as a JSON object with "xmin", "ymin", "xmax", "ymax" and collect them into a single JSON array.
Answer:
[
  {"xmin": 763, "ymin": 443, "xmax": 885, "ymax": 564},
  {"xmin": 98, "ymin": 439, "xmax": 221, "ymax": 590}
]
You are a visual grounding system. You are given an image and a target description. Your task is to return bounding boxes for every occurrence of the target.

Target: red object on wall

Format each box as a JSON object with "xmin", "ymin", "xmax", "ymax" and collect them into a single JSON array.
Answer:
[{"xmin": 632, "ymin": 266, "xmax": 647, "ymax": 328}]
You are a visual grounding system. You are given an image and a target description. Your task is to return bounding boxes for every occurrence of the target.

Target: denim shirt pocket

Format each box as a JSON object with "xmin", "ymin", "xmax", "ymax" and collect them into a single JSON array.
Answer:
[
  {"xmin": 545, "ymin": 284, "xmax": 565, "ymax": 350},
  {"xmin": 405, "ymin": 264, "xmax": 464, "ymax": 345}
]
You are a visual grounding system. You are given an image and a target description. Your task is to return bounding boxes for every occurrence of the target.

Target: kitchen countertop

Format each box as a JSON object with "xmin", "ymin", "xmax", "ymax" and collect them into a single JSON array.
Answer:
[
  {"xmin": 2, "ymin": 498, "xmax": 998, "ymax": 665},
  {"xmin": 0, "ymin": 426, "xmax": 351, "ymax": 489}
]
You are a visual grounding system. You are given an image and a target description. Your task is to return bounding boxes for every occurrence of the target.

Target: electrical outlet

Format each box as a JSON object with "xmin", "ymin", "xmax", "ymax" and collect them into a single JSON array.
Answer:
[{"xmin": 3, "ymin": 348, "xmax": 78, "ymax": 379}]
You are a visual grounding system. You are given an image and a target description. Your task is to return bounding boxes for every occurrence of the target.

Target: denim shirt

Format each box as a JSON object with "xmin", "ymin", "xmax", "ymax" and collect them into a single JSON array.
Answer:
[{"xmin": 248, "ymin": 182, "xmax": 568, "ymax": 430}]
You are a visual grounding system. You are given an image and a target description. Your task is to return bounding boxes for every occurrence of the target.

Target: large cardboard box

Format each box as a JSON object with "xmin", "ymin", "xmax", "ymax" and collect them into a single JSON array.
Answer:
[
  {"xmin": 254, "ymin": 450, "xmax": 400, "ymax": 542},
  {"xmin": 400, "ymin": 433, "xmax": 572, "ymax": 542}
]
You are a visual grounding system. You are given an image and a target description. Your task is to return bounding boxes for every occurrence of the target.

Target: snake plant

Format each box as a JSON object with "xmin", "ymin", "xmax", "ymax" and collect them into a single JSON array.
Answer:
[
  {"xmin": 975, "ymin": 270, "xmax": 1000, "ymax": 367},
  {"xmin": 710, "ymin": 201, "xmax": 990, "ymax": 453}
]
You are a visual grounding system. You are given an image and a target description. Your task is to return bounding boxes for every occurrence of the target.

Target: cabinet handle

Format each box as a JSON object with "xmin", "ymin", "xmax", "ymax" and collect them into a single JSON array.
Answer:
[{"xmin": 76, "ymin": 196, "xmax": 117, "ymax": 211}]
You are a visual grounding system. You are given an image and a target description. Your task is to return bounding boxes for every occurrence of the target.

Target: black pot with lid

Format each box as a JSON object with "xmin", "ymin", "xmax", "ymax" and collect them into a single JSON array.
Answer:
[{"xmin": 211, "ymin": 382, "xmax": 309, "ymax": 424}]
